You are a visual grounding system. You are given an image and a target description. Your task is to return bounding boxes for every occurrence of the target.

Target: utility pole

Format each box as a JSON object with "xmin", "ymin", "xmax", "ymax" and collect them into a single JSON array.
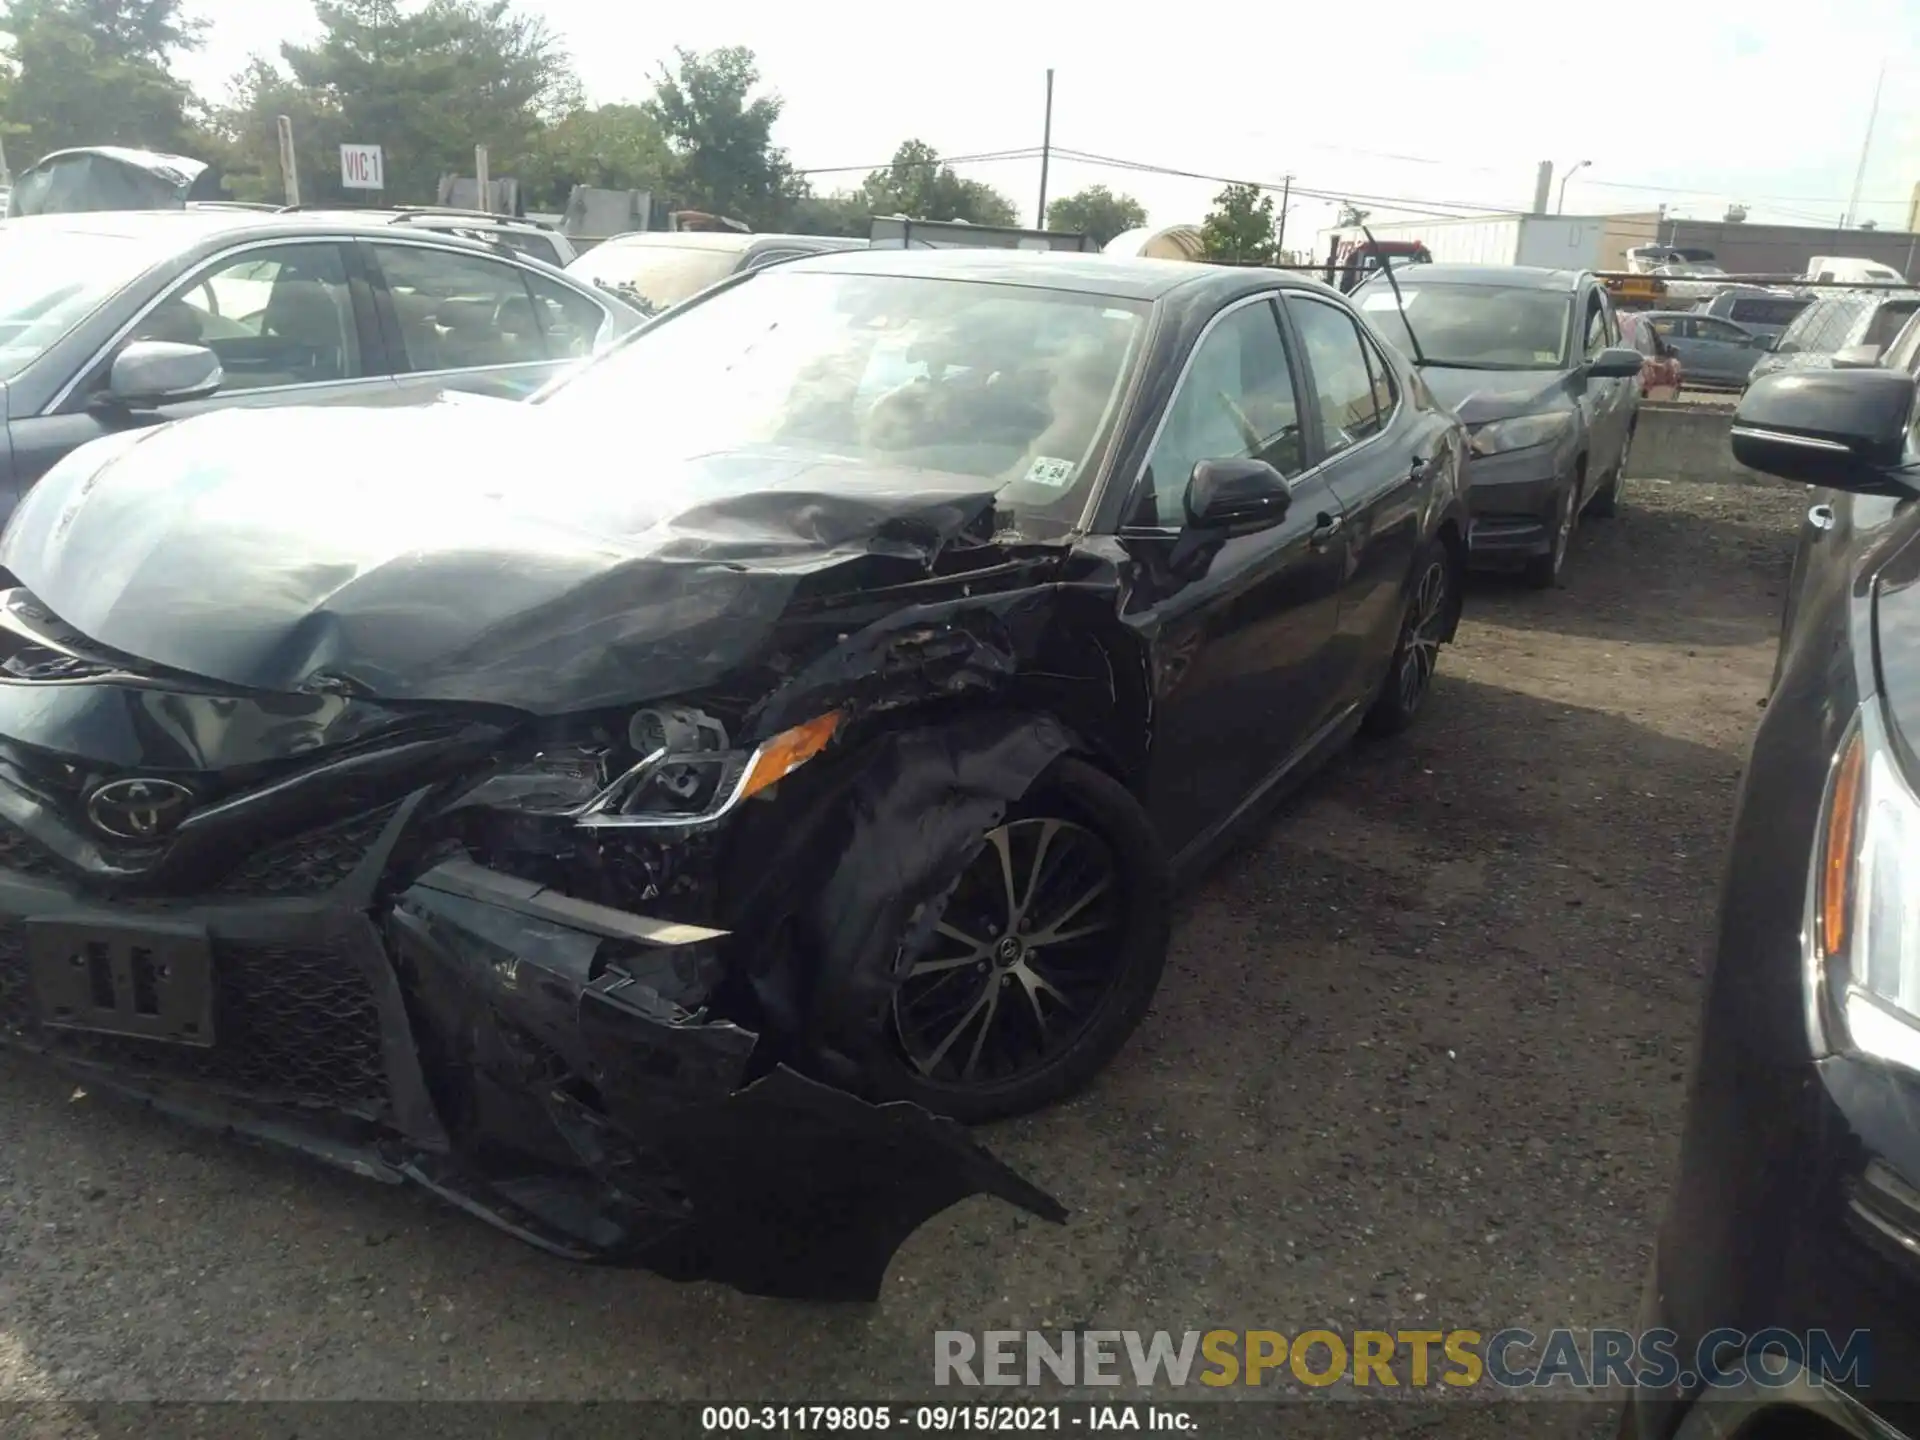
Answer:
[
  {"xmin": 276, "ymin": 115, "xmax": 300, "ymax": 207},
  {"xmin": 1036, "ymin": 68, "xmax": 1054, "ymax": 230},
  {"xmin": 1844, "ymin": 61, "xmax": 1887, "ymax": 229},
  {"xmin": 1531, "ymin": 161, "xmax": 1552, "ymax": 215},
  {"xmin": 1557, "ymin": 160, "xmax": 1590, "ymax": 215},
  {"xmin": 1274, "ymin": 174, "xmax": 1292, "ymax": 257},
  {"xmin": 475, "ymin": 145, "xmax": 491, "ymax": 213}
]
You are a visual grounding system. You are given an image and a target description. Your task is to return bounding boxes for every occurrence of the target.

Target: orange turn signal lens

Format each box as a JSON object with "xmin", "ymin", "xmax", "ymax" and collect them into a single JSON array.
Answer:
[
  {"xmin": 738, "ymin": 712, "xmax": 840, "ymax": 801},
  {"xmin": 1820, "ymin": 729, "xmax": 1867, "ymax": 960}
]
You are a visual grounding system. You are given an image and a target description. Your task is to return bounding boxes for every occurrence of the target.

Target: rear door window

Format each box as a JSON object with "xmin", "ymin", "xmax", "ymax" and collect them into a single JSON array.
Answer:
[
  {"xmin": 367, "ymin": 243, "xmax": 553, "ymax": 372},
  {"xmin": 1866, "ymin": 301, "xmax": 1920, "ymax": 350},
  {"xmin": 1289, "ymin": 294, "xmax": 1390, "ymax": 454}
]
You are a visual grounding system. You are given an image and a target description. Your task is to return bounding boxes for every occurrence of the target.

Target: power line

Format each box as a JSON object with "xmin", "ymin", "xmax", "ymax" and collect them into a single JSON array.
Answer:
[
  {"xmin": 1044, "ymin": 146, "xmax": 1518, "ymax": 219},
  {"xmin": 790, "ymin": 147, "xmax": 1043, "ymax": 177}
]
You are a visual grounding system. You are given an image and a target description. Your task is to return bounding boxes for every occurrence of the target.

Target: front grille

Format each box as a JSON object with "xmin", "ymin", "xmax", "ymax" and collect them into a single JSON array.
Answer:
[
  {"xmin": 0, "ymin": 804, "xmax": 397, "ymax": 895},
  {"xmin": 0, "ymin": 822, "xmax": 67, "ymax": 879},
  {"xmin": 216, "ymin": 806, "xmax": 398, "ymax": 897},
  {"xmin": 0, "ymin": 929, "xmax": 391, "ymax": 1117}
]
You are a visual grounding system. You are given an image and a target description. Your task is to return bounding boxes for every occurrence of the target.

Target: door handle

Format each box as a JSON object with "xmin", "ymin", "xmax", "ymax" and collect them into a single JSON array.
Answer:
[
  {"xmin": 1808, "ymin": 503, "xmax": 1836, "ymax": 532},
  {"xmin": 1310, "ymin": 512, "xmax": 1344, "ymax": 549}
]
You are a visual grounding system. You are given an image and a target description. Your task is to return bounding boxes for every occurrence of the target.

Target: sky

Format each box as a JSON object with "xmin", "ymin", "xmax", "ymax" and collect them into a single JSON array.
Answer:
[{"xmin": 172, "ymin": 0, "xmax": 1920, "ymax": 247}]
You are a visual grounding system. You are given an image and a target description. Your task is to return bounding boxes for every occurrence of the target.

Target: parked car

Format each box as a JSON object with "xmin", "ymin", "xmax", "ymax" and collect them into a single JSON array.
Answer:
[
  {"xmin": 1694, "ymin": 286, "xmax": 1812, "ymax": 345},
  {"xmin": 0, "ymin": 208, "xmax": 644, "ymax": 520},
  {"xmin": 0, "ymin": 248, "xmax": 1469, "ymax": 1298},
  {"xmin": 1620, "ymin": 364, "xmax": 1920, "ymax": 1440},
  {"xmin": 1351, "ymin": 263, "xmax": 1643, "ymax": 587},
  {"xmin": 565, "ymin": 230, "xmax": 868, "ymax": 315},
  {"xmin": 1616, "ymin": 311, "xmax": 1682, "ymax": 399},
  {"xmin": 6, "ymin": 145, "xmax": 227, "ymax": 216},
  {"xmin": 1639, "ymin": 310, "xmax": 1767, "ymax": 389},
  {"xmin": 1747, "ymin": 288, "xmax": 1920, "ymax": 389},
  {"xmin": 285, "ymin": 205, "xmax": 580, "ymax": 267}
]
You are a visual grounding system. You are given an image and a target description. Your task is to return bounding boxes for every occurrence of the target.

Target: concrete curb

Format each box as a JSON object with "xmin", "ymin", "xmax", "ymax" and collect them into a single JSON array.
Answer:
[{"xmin": 1625, "ymin": 400, "xmax": 1773, "ymax": 486}]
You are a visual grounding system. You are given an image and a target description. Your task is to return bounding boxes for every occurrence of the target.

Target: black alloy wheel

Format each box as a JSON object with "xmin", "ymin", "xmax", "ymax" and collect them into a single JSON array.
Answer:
[
  {"xmin": 1363, "ymin": 543, "xmax": 1453, "ymax": 738},
  {"xmin": 877, "ymin": 759, "xmax": 1171, "ymax": 1123}
]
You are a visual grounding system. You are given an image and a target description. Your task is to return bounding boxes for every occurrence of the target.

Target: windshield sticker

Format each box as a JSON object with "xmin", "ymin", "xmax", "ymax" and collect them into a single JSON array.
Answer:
[
  {"xmin": 1360, "ymin": 290, "xmax": 1409, "ymax": 310},
  {"xmin": 1025, "ymin": 456, "xmax": 1077, "ymax": 488}
]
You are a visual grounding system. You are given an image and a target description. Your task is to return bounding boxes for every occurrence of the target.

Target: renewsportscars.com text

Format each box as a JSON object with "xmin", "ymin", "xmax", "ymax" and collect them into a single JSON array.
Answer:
[{"xmin": 933, "ymin": 1328, "xmax": 1872, "ymax": 1391}]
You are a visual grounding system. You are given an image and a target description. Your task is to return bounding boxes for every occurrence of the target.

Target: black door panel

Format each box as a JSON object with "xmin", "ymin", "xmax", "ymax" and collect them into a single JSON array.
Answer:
[{"xmin": 1113, "ymin": 294, "xmax": 1347, "ymax": 857}]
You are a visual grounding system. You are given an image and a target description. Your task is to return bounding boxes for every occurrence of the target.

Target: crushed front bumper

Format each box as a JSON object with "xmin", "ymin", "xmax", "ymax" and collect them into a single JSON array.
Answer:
[{"xmin": 0, "ymin": 789, "xmax": 1066, "ymax": 1300}]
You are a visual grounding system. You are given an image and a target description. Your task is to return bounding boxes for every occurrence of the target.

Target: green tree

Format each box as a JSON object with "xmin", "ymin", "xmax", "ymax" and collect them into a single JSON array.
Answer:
[
  {"xmin": 519, "ymin": 103, "xmax": 670, "ymax": 211},
  {"xmin": 1046, "ymin": 184, "xmax": 1145, "ymax": 245},
  {"xmin": 787, "ymin": 189, "xmax": 871, "ymax": 237},
  {"xmin": 644, "ymin": 46, "xmax": 801, "ymax": 229},
  {"xmin": 0, "ymin": 0, "xmax": 206, "ymax": 162},
  {"xmin": 856, "ymin": 139, "xmax": 1018, "ymax": 226},
  {"xmin": 1201, "ymin": 182, "xmax": 1279, "ymax": 265},
  {"xmin": 212, "ymin": 0, "xmax": 578, "ymax": 206}
]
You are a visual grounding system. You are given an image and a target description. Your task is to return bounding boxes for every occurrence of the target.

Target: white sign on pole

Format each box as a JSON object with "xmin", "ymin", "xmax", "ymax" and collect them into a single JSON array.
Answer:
[{"xmin": 340, "ymin": 144, "xmax": 384, "ymax": 190}]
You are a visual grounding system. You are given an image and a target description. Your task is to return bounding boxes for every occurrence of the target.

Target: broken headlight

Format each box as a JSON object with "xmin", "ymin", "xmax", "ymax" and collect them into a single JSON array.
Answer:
[{"xmin": 454, "ymin": 706, "xmax": 842, "ymax": 829}]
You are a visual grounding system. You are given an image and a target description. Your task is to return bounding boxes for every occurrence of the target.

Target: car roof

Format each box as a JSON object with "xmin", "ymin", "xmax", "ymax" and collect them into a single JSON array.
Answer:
[
  {"xmin": 769, "ymin": 244, "xmax": 1289, "ymax": 302},
  {"xmin": 1360, "ymin": 263, "xmax": 1586, "ymax": 291},
  {"xmin": 0, "ymin": 206, "xmax": 561, "ymax": 257}
]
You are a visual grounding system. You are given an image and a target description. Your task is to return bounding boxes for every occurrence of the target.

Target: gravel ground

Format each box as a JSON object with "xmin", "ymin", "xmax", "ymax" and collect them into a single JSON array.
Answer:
[{"xmin": 0, "ymin": 474, "xmax": 1806, "ymax": 1430}]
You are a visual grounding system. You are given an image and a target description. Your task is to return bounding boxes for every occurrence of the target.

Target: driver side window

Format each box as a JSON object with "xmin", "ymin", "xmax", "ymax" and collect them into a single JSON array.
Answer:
[
  {"xmin": 126, "ymin": 242, "xmax": 363, "ymax": 393},
  {"xmin": 1131, "ymin": 299, "xmax": 1303, "ymax": 528}
]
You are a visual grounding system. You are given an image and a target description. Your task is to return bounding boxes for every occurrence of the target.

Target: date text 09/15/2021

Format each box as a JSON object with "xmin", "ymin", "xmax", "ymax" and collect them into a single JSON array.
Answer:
[{"xmin": 701, "ymin": 1406, "xmax": 1196, "ymax": 1432}]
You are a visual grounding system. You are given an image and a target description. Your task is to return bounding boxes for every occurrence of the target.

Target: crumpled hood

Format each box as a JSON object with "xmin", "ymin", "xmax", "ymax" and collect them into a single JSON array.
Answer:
[
  {"xmin": 1417, "ymin": 366, "xmax": 1576, "ymax": 426},
  {"xmin": 0, "ymin": 401, "xmax": 1012, "ymax": 714}
]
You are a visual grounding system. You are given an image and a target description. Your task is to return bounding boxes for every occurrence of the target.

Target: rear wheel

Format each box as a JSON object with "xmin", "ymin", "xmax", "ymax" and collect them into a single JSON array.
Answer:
[{"xmin": 864, "ymin": 758, "xmax": 1171, "ymax": 1123}]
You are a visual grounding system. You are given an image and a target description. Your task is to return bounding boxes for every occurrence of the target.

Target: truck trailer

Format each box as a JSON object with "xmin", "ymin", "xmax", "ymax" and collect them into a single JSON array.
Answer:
[{"xmin": 1317, "ymin": 212, "xmax": 1657, "ymax": 275}]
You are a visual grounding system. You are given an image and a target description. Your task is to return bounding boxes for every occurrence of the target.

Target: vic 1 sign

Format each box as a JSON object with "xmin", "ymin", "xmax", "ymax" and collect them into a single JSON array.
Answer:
[{"xmin": 340, "ymin": 144, "xmax": 384, "ymax": 190}]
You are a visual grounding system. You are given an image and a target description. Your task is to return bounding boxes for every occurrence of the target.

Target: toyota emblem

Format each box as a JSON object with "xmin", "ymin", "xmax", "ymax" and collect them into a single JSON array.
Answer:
[{"xmin": 86, "ymin": 778, "xmax": 195, "ymax": 841}]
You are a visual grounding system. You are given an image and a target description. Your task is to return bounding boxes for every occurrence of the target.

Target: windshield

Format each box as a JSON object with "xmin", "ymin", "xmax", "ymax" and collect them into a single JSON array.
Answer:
[
  {"xmin": 1355, "ymin": 283, "xmax": 1571, "ymax": 369},
  {"xmin": 537, "ymin": 269, "xmax": 1151, "ymax": 535},
  {"xmin": 0, "ymin": 226, "xmax": 160, "ymax": 380},
  {"xmin": 567, "ymin": 242, "xmax": 742, "ymax": 314}
]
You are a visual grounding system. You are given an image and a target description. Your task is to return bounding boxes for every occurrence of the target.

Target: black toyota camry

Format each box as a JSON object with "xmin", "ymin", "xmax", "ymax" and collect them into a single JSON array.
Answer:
[{"xmin": 0, "ymin": 248, "xmax": 1469, "ymax": 1299}]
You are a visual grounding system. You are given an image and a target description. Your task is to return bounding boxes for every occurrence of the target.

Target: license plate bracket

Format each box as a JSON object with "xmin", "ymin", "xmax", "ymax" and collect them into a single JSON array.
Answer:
[{"xmin": 26, "ymin": 917, "xmax": 216, "ymax": 1047}]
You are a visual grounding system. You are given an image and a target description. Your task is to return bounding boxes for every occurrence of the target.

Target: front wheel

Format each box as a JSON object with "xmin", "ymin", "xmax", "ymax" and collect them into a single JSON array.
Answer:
[
  {"xmin": 864, "ymin": 758, "xmax": 1172, "ymax": 1124},
  {"xmin": 1524, "ymin": 483, "xmax": 1576, "ymax": 588},
  {"xmin": 1363, "ymin": 542, "xmax": 1455, "ymax": 738}
]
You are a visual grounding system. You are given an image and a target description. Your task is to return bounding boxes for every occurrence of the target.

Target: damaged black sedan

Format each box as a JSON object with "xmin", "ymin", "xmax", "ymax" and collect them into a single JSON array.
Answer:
[{"xmin": 0, "ymin": 248, "xmax": 1469, "ymax": 1299}]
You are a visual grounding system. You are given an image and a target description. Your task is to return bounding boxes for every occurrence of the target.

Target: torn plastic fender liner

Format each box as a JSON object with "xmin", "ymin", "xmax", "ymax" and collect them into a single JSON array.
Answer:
[
  {"xmin": 390, "ymin": 855, "xmax": 1067, "ymax": 1301},
  {"xmin": 805, "ymin": 710, "xmax": 1077, "ymax": 1060}
]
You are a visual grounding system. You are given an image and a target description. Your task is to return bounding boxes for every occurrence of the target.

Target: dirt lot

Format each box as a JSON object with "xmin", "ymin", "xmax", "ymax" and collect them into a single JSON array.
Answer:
[{"xmin": 0, "ymin": 474, "xmax": 1806, "ymax": 1425}]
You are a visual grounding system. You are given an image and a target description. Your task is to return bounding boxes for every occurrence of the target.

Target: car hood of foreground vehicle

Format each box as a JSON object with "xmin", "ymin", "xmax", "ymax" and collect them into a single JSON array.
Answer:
[
  {"xmin": 0, "ymin": 401, "xmax": 1024, "ymax": 714},
  {"xmin": 1416, "ymin": 365, "xmax": 1577, "ymax": 426}
]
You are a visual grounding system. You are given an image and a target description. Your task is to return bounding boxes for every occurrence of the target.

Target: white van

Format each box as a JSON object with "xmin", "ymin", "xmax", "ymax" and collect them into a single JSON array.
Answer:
[{"xmin": 1805, "ymin": 256, "xmax": 1907, "ymax": 285}]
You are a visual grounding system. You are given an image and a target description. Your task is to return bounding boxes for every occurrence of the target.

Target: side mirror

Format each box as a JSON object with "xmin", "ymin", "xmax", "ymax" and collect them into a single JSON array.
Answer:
[
  {"xmin": 98, "ymin": 341, "xmax": 223, "ymax": 410},
  {"xmin": 1586, "ymin": 346, "xmax": 1644, "ymax": 380},
  {"xmin": 1832, "ymin": 343, "xmax": 1884, "ymax": 370},
  {"xmin": 1730, "ymin": 369, "xmax": 1918, "ymax": 495},
  {"xmin": 1184, "ymin": 457, "xmax": 1292, "ymax": 532}
]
